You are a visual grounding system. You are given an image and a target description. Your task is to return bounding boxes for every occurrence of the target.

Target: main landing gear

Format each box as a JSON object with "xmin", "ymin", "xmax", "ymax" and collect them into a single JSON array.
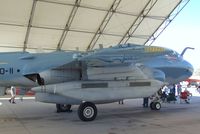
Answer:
[
  {"xmin": 78, "ymin": 102, "xmax": 97, "ymax": 121},
  {"xmin": 56, "ymin": 102, "xmax": 97, "ymax": 121}
]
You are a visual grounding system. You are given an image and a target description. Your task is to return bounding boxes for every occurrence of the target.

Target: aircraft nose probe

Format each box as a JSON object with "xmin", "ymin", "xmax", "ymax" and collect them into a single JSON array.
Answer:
[{"xmin": 180, "ymin": 47, "xmax": 195, "ymax": 57}]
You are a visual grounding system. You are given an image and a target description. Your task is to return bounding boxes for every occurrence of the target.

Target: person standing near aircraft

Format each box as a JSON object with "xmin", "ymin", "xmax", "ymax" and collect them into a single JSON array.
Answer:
[
  {"xmin": 143, "ymin": 97, "xmax": 149, "ymax": 107},
  {"xmin": 177, "ymin": 83, "xmax": 182, "ymax": 96},
  {"xmin": 9, "ymin": 86, "xmax": 16, "ymax": 104},
  {"xmin": 170, "ymin": 84, "xmax": 176, "ymax": 96}
]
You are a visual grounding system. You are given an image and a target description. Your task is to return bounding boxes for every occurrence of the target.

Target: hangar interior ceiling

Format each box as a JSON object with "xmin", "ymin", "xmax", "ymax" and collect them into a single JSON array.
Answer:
[{"xmin": 0, "ymin": 0, "xmax": 189, "ymax": 52}]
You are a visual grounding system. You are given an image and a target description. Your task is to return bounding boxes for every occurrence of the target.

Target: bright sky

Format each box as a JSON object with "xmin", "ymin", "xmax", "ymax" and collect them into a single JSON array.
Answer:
[{"xmin": 152, "ymin": 0, "xmax": 200, "ymax": 70}]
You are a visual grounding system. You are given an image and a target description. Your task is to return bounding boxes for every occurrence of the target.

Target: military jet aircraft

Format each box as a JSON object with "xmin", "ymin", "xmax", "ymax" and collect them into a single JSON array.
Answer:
[{"xmin": 0, "ymin": 44, "xmax": 194, "ymax": 121}]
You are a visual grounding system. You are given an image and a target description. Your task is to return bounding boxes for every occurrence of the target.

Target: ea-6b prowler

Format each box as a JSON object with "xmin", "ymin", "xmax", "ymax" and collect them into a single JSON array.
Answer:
[{"xmin": 0, "ymin": 44, "xmax": 194, "ymax": 121}]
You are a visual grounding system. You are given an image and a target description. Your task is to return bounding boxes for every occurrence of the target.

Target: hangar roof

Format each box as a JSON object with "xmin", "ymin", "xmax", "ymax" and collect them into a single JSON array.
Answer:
[{"xmin": 0, "ymin": 0, "xmax": 189, "ymax": 52}]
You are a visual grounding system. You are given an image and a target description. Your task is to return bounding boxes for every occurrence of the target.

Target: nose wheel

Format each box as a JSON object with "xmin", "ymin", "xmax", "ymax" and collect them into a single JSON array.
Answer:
[
  {"xmin": 150, "ymin": 102, "xmax": 161, "ymax": 110},
  {"xmin": 150, "ymin": 89, "xmax": 162, "ymax": 110},
  {"xmin": 78, "ymin": 102, "xmax": 97, "ymax": 121}
]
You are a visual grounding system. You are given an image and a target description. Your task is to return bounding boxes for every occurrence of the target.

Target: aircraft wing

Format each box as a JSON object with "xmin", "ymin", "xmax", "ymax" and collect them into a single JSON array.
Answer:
[
  {"xmin": 81, "ymin": 50, "xmax": 166, "ymax": 82},
  {"xmin": 86, "ymin": 63, "xmax": 166, "ymax": 82},
  {"xmin": 21, "ymin": 51, "xmax": 79, "ymax": 75},
  {"xmin": 21, "ymin": 49, "xmax": 165, "ymax": 83}
]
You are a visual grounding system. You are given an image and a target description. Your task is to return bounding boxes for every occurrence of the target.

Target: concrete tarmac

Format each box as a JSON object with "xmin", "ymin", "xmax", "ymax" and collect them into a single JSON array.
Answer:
[{"xmin": 1, "ymin": 96, "xmax": 200, "ymax": 134}]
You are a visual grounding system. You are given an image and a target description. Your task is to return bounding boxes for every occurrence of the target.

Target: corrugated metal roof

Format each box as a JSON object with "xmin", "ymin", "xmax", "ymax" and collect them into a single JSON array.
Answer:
[{"xmin": 0, "ymin": 0, "xmax": 189, "ymax": 52}]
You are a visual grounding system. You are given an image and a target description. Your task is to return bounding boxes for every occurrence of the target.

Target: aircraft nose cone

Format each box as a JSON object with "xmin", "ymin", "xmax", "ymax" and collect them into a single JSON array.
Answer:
[{"xmin": 184, "ymin": 60, "xmax": 194, "ymax": 77}]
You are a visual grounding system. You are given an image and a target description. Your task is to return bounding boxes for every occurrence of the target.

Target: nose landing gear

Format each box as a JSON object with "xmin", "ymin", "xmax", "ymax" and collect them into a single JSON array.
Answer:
[
  {"xmin": 150, "ymin": 89, "xmax": 162, "ymax": 110},
  {"xmin": 150, "ymin": 102, "xmax": 161, "ymax": 110}
]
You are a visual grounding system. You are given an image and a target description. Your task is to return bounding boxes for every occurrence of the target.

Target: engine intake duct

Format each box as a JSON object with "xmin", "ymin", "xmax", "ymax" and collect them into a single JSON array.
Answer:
[{"xmin": 24, "ymin": 73, "xmax": 44, "ymax": 85}]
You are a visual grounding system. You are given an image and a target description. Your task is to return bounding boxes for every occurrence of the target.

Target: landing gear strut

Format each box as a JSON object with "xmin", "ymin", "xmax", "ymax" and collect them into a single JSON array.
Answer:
[
  {"xmin": 56, "ymin": 104, "xmax": 72, "ymax": 113},
  {"xmin": 78, "ymin": 102, "xmax": 97, "ymax": 121}
]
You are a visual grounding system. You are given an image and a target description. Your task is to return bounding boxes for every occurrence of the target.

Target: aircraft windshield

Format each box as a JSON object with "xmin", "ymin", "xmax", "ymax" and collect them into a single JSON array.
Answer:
[
  {"xmin": 171, "ymin": 51, "xmax": 180, "ymax": 57},
  {"xmin": 165, "ymin": 50, "xmax": 182, "ymax": 60}
]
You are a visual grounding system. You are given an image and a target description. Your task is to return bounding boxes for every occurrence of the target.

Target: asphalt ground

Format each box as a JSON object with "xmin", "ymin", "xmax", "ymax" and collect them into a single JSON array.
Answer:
[
  {"xmin": 0, "ymin": 87, "xmax": 199, "ymax": 134},
  {"xmin": 1, "ymin": 93, "xmax": 200, "ymax": 134}
]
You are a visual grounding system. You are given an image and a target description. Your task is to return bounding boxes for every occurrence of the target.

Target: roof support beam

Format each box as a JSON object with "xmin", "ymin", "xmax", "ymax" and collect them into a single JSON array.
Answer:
[
  {"xmin": 39, "ymin": 0, "xmax": 167, "ymax": 20},
  {"xmin": 0, "ymin": 22, "xmax": 149, "ymax": 39},
  {"xmin": 23, "ymin": 0, "xmax": 37, "ymax": 52},
  {"xmin": 86, "ymin": 0, "xmax": 121, "ymax": 51},
  {"xmin": 56, "ymin": 0, "xmax": 81, "ymax": 51},
  {"xmin": 118, "ymin": 0, "xmax": 158, "ymax": 45}
]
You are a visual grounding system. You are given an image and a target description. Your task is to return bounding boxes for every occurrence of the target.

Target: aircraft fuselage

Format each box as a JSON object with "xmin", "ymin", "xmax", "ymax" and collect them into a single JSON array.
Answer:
[{"xmin": 0, "ymin": 44, "xmax": 194, "ymax": 88}]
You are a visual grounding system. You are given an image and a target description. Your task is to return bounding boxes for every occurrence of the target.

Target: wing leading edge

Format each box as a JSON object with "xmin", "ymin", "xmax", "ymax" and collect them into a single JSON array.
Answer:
[{"xmin": 21, "ymin": 51, "xmax": 79, "ymax": 75}]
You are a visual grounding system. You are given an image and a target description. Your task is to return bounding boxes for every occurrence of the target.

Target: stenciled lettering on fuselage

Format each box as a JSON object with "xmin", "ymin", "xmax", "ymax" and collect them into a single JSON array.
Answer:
[{"xmin": 0, "ymin": 68, "xmax": 14, "ymax": 75}]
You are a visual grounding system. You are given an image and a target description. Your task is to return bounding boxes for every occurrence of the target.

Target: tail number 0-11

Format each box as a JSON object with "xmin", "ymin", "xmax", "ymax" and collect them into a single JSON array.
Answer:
[{"xmin": 0, "ymin": 68, "xmax": 14, "ymax": 75}]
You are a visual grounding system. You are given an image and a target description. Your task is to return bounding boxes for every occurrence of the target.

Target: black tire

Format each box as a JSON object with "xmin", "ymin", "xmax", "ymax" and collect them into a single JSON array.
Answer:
[
  {"xmin": 154, "ymin": 102, "xmax": 161, "ymax": 110},
  {"xmin": 78, "ymin": 102, "xmax": 97, "ymax": 121},
  {"xmin": 56, "ymin": 104, "xmax": 72, "ymax": 113},
  {"xmin": 150, "ymin": 102, "xmax": 155, "ymax": 110},
  {"xmin": 150, "ymin": 102, "xmax": 161, "ymax": 110}
]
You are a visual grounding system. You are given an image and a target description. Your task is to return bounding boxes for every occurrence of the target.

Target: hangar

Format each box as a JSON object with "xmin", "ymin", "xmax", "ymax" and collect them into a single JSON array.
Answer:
[
  {"xmin": 0, "ymin": 1, "xmax": 198, "ymax": 132},
  {"xmin": 0, "ymin": 0, "xmax": 189, "ymax": 52}
]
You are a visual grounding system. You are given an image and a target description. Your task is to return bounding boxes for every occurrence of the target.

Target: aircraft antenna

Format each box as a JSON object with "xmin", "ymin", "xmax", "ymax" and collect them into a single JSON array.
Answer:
[{"xmin": 181, "ymin": 47, "xmax": 194, "ymax": 56}]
